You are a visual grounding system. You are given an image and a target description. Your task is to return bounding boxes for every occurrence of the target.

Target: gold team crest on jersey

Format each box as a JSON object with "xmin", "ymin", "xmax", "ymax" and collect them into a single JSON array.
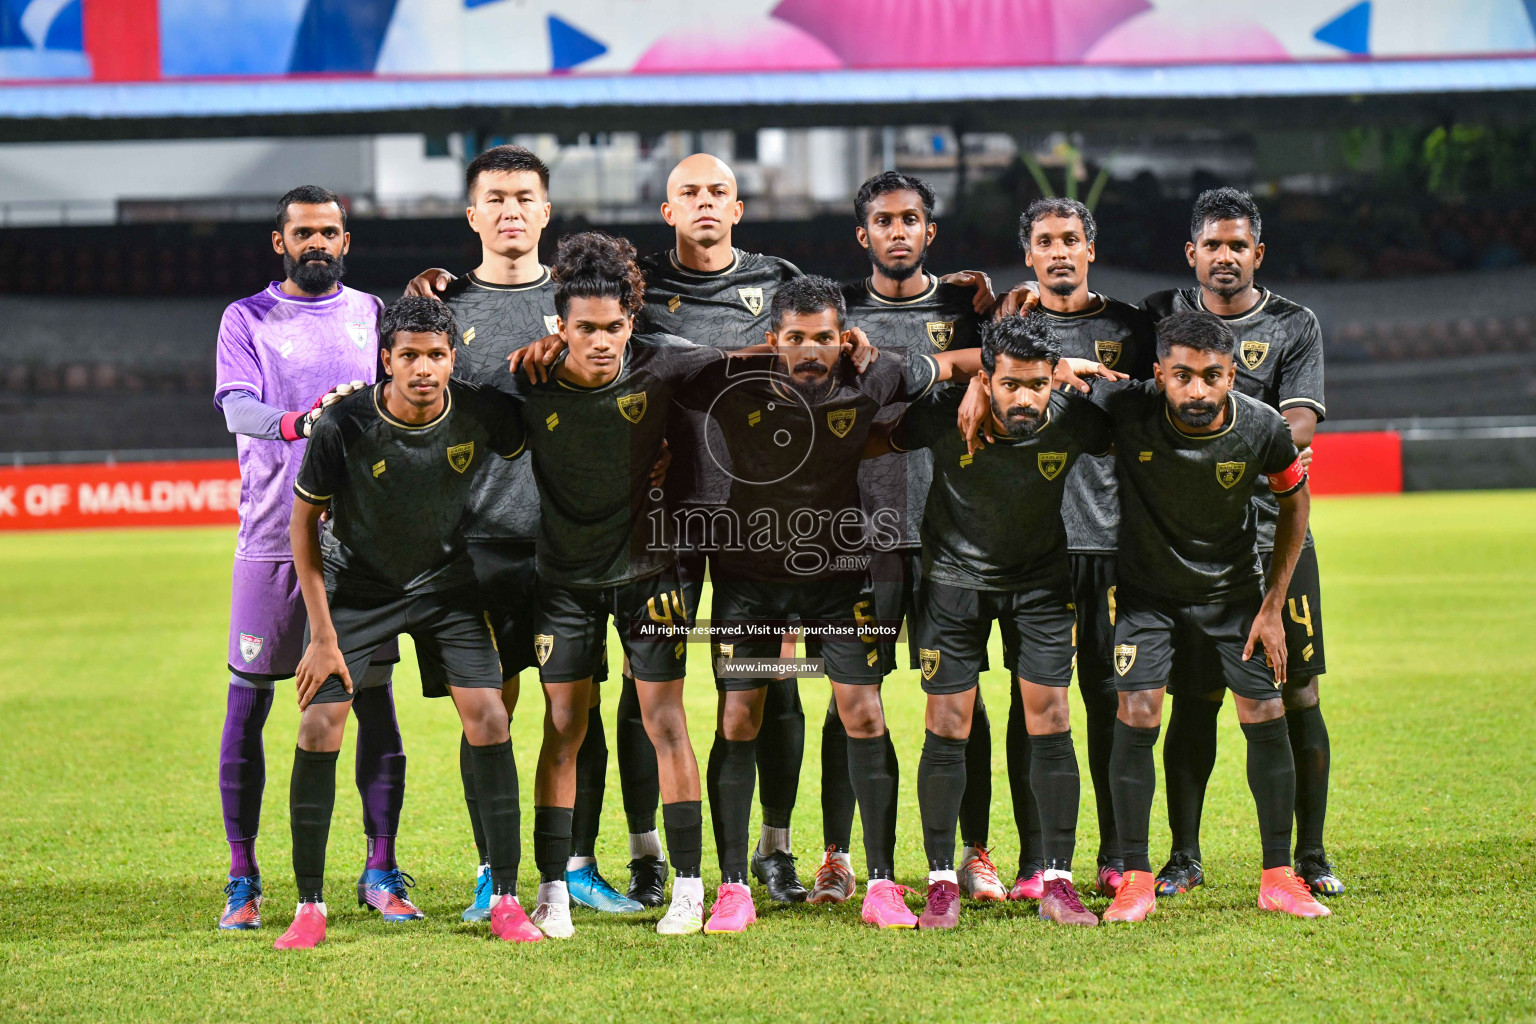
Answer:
[
  {"xmin": 462, "ymin": 326, "xmax": 477, "ymax": 345},
  {"xmin": 920, "ymin": 649, "xmax": 941, "ymax": 681},
  {"xmin": 738, "ymin": 287, "xmax": 764, "ymax": 316},
  {"xmin": 1114, "ymin": 644, "xmax": 1137, "ymax": 676},
  {"xmin": 667, "ymin": 295, "xmax": 682, "ymax": 313},
  {"xmin": 617, "ymin": 392, "xmax": 648, "ymax": 424},
  {"xmin": 1240, "ymin": 340, "xmax": 1269, "ymax": 371},
  {"xmin": 446, "ymin": 442, "xmax": 475, "ymax": 473},
  {"xmin": 1095, "ymin": 340, "xmax": 1122, "ymax": 368},
  {"xmin": 543, "ymin": 315, "xmax": 559, "ymax": 335},
  {"xmin": 827, "ymin": 408, "xmax": 857, "ymax": 439},
  {"xmin": 534, "ymin": 634, "xmax": 554, "ymax": 666},
  {"xmin": 1216, "ymin": 461, "xmax": 1246, "ymax": 489},
  {"xmin": 1038, "ymin": 452, "xmax": 1068, "ymax": 481},
  {"xmin": 925, "ymin": 321, "xmax": 954, "ymax": 351}
]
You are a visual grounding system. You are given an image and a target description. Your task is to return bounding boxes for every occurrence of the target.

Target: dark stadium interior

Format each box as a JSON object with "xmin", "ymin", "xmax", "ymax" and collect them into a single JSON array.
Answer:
[{"xmin": 5, "ymin": 115, "xmax": 1536, "ymax": 465}]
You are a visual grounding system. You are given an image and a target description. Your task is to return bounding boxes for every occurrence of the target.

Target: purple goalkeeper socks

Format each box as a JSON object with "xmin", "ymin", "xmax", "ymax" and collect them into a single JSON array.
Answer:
[
  {"xmin": 220, "ymin": 682, "xmax": 274, "ymax": 877},
  {"xmin": 351, "ymin": 685, "xmax": 406, "ymax": 868},
  {"xmin": 366, "ymin": 835, "xmax": 396, "ymax": 871}
]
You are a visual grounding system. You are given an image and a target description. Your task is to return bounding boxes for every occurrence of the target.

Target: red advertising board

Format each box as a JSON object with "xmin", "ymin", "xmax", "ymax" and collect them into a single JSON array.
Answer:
[
  {"xmin": 0, "ymin": 460, "xmax": 240, "ymax": 532},
  {"xmin": 0, "ymin": 434, "xmax": 1404, "ymax": 534},
  {"xmin": 1306, "ymin": 431, "xmax": 1403, "ymax": 495}
]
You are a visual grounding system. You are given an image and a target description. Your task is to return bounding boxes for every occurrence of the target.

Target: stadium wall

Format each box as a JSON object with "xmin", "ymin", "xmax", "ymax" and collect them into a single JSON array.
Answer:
[{"xmin": 4, "ymin": 430, "xmax": 1533, "ymax": 532}]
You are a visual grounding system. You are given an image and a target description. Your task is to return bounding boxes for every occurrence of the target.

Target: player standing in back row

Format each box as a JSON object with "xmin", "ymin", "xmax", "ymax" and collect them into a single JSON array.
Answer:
[
  {"xmin": 629, "ymin": 153, "xmax": 810, "ymax": 904},
  {"xmin": 404, "ymin": 146, "xmax": 639, "ymax": 919},
  {"xmin": 815, "ymin": 170, "xmax": 1002, "ymax": 906},
  {"xmin": 1005, "ymin": 197, "xmax": 1155, "ymax": 903},
  {"xmin": 212, "ymin": 186, "xmax": 414, "ymax": 931},
  {"xmin": 1141, "ymin": 188, "xmax": 1340, "ymax": 899}
]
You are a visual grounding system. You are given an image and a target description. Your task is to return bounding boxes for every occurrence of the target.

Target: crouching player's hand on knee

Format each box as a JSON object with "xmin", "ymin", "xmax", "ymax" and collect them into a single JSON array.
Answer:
[
  {"xmin": 290, "ymin": 494, "xmax": 351, "ymax": 709},
  {"xmin": 296, "ymin": 637, "xmax": 350, "ymax": 711}
]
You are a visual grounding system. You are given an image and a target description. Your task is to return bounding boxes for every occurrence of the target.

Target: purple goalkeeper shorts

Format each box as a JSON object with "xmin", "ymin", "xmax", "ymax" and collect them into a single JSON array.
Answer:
[{"xmin": 227, "ymin": 558, "xmax": 398, "ymax": 681}]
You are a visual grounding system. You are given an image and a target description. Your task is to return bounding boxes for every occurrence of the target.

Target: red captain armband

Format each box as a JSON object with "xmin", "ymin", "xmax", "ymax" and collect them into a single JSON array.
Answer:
[{"xmin": 1267, "ymin": 456, "xmax": 1306, "ymax": 495}]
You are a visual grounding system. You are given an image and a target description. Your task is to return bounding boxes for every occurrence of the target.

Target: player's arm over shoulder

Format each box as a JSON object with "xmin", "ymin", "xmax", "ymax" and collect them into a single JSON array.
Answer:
[
  {"xmin": 1138, "ymin": 289, "xmax": 1179, "ymax": 323},
  {"xmin": 1059, "ymin": 389, "xmax": 1113, "ymax": 456},
  {"xmin": 455, "ymin": 380, "xmax": 527, "ymax": 459},
  {"xmin": 895, "ymin": 384, "xmax": 962, "ymax": 453},
  {"xmin": 293, "ymin": 411, "xmax": 346, "ymax": 505}
]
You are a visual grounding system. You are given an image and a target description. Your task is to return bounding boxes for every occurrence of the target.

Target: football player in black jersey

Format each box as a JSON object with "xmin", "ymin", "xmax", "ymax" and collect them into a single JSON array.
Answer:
[
  {"xmin": 280, "ymin": 296, "xmax": 544, "ymax": 948},
  {"xmin": 1091, "ymin": 311, "xmax": 1330, "ymax": 924},
  {"xmin": 403, "ymin": 147, "xmax": 642, "ymax": 918},
  {"xmin": 1004, "ymin": 198, "xmax": 1156, "ymax": 903},
  {"xmin": 502, "ymin": 232, "xmax": 747, "ymax": 938},
  {"xmin": 676, "ymin": 275, "xmax": 984, "ymax": 932},
  {"xmin": 815, "ymin": 170, "xmax": 1005, "ymax": 905},
  {"xmin": 1142, "ymin": 189, "xmax": 1340, "ymax": 899},
  {"xmin": 629, "ymin": 153, "xmax": 812, "ymax": 904},
  {"xmin": 871, "ymin": 312, "xmax": 1113, "ymax": 930}
]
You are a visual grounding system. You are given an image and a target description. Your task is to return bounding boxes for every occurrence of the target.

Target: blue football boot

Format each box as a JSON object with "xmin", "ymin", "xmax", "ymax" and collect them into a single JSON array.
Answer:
[
  {"xmin": 356, "ymin": 867, "xmax": 425, "ymax": 922},
  {"xmin": 462, "ymin": 864, "xmax": 493, "ymax": 922},
  {"xmin": 219, "ymin": 875, "xmax": 263, "ymax": 930},
  {"xmin": 567, "ymin": 862, "xmax": 644, "ymax": 913}
]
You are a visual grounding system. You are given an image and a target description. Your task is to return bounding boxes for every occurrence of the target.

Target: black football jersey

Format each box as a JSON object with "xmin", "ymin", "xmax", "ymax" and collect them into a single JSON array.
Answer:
[
  {"xmin": 441, "ymin": 269, "xmax": 559, "ymax": 544},
  {"xmin": 677, "ymin": 351, "xmax": 940, "ymax": 583},
  {"xmin": 1040, "ymin": 294, "xmax": 1156, "ymax": 555},
  {"xmin": 513, "ymin": 334, "xmax": 724, "ymax": 588},
  {"xmin": 1142, "ymin": 287, "xmax": 1325, "ymax": 552},
  {"xmin": 636, "ymin": 248, "xmax": 802, "ymax": 508},
  {"xmin": 294, "ymin": 380, "xmax": 526, "ymax": 597},
  {"xmin": 899, "ymin": 385, "xmax": 1111, "ymax": 591},
  {"xmin": 1096, "ymin": 380, "xmax": 1304, "ymax": 604},
  {"xmin": 845, "ymin": 275, "xmax": 982, "ymax": 548}
]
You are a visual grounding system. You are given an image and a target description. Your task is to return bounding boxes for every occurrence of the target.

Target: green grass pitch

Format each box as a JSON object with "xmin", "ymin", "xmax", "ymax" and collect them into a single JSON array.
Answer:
[{"xmin": 1, "ymin": 491, "xmax": 1533, "ymax": 1023}]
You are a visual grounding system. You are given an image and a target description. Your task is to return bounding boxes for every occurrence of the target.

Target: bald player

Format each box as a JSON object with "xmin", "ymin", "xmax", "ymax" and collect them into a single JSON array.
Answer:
[{"xmin": 626, "ymin": 153, "xmax": 812, "ymax": 904}]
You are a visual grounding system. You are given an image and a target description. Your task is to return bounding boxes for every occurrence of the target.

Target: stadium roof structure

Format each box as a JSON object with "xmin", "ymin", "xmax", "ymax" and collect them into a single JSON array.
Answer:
[{"xmin": 2, "ymin": 57, "xmax": 1535, "ymax": 142}]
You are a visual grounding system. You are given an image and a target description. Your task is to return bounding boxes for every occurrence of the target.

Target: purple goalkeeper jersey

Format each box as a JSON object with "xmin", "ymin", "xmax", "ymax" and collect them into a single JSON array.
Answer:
[{"xmin": 214, "ymin": 282, "xmax": 384, "ymax": 561}]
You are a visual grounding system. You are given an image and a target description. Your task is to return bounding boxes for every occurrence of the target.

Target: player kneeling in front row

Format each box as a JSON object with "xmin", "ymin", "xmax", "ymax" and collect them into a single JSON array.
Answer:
[
  {"xmin": 1094, "ymin": 310, "xmax": 1329, "ymax": 922},
  {"xmin": 887, "ymin": 312, "xmax": 1113, "ymax": 928},
  {"xmin": 275, "ymin": 297, "xmax": 542, "ymax": 948}
]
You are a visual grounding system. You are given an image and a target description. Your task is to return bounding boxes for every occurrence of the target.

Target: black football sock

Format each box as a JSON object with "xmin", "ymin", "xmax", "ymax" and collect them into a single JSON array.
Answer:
[
  {"xmin": 1079, "ymin": 683, "xmax": 1121, "ymax": 863},
  {"xmin": 459, "ymin": 732, "xmax": 489, "ymax": 865},
  {"xmin": 706, "ymin": 734, "xmax": 758, "ymax": 883},
  {"xmin": 661, "ymin": 800, "xmax": 704, "ymax": 879},
  {"xmin": 468, "ymin": 739, "xmax": 522, "ymax": 895},
  {"xmin": 846, "ymin": 732, "xmax": 900, "ymax": 881},
  {"xmin": 1007, "ymin": 682, "xmax": 1042, "ymax": 875},
  {"xmin": 289, "ymin": 747, "xmax": 338, "ymax": 903},
  {"xmin": 1029, "ymin": 730, "xmax": 1081, "ymax": 873},
  {"xmin": 917, "ymin": 730, "xmax": 968, "ymax": 873},
  {"xmin": 1286, "ymin": 701, "xmax": 1331, "ymax": 856},
  {"xmin": 958, "ymin": 694, "xmax": 992, "ymax": 850},
  {"xmin": 532, "ymin": 805, "xmax": 574, "ymax": 885},
  {"xmin": 820, "ymin": 698, "xmax": 856, "ymax": 853},
  {"xmin": 571, "ymin": 705, "xmax": 607, "ymax": 860},
  {"xmin": 1109, "ymin": 721, "xmax": 1160, "ymax": 874},
  {"xmin": 1242, "ymin": 718, "xmax": 1297, "ymax": 870},
  {"xmin": 755, "ymin": 678, "xmax": 804, "ymax": 831},
  {"xmin": 1163, "ymin": 695, "xmax": 1221, "ymax": 862},
  {"xmin": 616, "ymin": 673, "xmax": 661, "ymax": 835}
]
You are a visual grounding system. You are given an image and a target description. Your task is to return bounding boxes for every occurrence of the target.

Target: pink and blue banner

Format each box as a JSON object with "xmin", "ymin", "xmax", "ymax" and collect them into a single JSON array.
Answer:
[
  {"xmin": 4, "ymin": 0, "xmax": 1535, "ymax": 82},
  {"xmin": 2, "ymin": 1, "xmax": 1534, "ymax": 116}
]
